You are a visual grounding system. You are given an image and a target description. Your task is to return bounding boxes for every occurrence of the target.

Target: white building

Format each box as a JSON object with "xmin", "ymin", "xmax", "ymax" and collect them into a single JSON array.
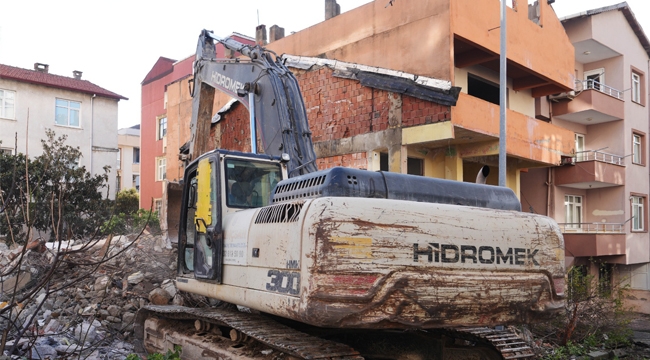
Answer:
[
  {"xmin": 117, "ymin": 125, "xmax": 141, "ymax": 193},
  {"xmin": 0, "ymin": 63, "xmax": 127, "ymax": 199}
]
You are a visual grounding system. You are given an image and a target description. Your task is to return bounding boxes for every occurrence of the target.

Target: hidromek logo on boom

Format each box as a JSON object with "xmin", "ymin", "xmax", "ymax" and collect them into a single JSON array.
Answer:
[
  {"xmin": 211, "ymin": 71, "xmax": 244, "ymax": 94},
  {"xmin": 413, "ymin": 243, "xmax": 540, "ymax": 266}
]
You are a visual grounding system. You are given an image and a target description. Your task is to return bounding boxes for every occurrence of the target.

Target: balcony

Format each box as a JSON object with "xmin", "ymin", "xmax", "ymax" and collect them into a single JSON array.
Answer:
[
  {"xmin": 559, "ymin": 222, "xmax": 626, "ymax": 257},
  {"xmin": 552, "ymin": 80, "xmax": 624, "ymax": 125},
  {"xmin": 555, "ymin": 150, "xmax": 625, "ymax": 189}
]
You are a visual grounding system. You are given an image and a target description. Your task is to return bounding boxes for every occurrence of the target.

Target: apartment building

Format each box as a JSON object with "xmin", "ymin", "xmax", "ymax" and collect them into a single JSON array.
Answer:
[
  {"xmin": 521, "ymin": 3, "xmax": 650, "ymax": 311},
  {"xmin": 201, "ymin": 0, "xmax": 574, "ymax": 190},
  {"xmin": 117, "ymin": 124, "xmax": 141, "ymax": 193},
  {"xmin": 0, "ymin": 63, "xmax": 127, "ymax": 199},
  {"xmin": 140, "ymin": 33, "xmax": 256, "ymax": 212}
]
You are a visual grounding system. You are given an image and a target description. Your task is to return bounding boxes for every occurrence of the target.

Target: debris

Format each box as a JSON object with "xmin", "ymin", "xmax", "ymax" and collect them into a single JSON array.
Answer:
[
  {"xmin": 148, "ymin": 288, "xmax": 171, "ymax": 305},
  {"xmin": 0, "ymin": 232, "xmax": 176, "ymax": 359},
  {"xmin": 127, "ymin": 272, "xmax": 145, "ymax": 284}
]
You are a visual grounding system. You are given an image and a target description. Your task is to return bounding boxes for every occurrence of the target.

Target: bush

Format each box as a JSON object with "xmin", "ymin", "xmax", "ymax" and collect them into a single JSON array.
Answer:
[
  {"xmin": 102, "ymin": 189, "xmax": 160, "ymax": 235},
  {"xmin": 534, "ymin": 260, "xmax": 632, "ymax": 357},
  {"xmin": 0, "ymin": 130, "xmax": 110, "ymax": 243}
]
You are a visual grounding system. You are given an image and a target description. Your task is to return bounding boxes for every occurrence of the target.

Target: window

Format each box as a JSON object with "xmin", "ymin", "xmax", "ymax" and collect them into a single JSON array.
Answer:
[
  {"xmin": 575, "ymin": 133, "xmax": 585, "ymax": 162},
  {"xmin": 584, "ymin": 68, "xmax": 604, "ymax": 91},
  {"xmin": 133, "ymin": 174, "xmax": 140, "ymax": 191},
  {"xmin": 0, "ymin": 148, "xmax": 12, "ymax": 156},
  {"xmin": 225, "ymin": 158, "xmax": 282, "ymax": 208},
  {"xmin": 407, "ymin": 157, "xmax": 424, "ymax": 176},
  {"xmin": 158, "ymin": 116, "xmax": 167, "ymax": 140},
  {"xmin": 0, "ymin": 89, "xmax": 15, "ymax": 119},
  {"xmin": 116, "ymin": 175, "xmax": 121, "ymax": 191},
  {"xmin": 157, "ymin": 157, "xmax": 166, "ymax": 181},
  {"xmin": 632, "ymin": 195, "xmax": 645, "ymax": 231},
  {"xmin": 632, "ymin": 73, "xmax": 641, "ymax": 103},
  {"xmin": 117, "ymin": 148, "xmax": 122, "ymax": 169},
  {"xmin": 133, "ymin": 147, "xmax": 140, "ymax": 164},
  {"xmin": 565, "ymin": 195, "xmax": 583, "ymax": 229},
  {"xmin": 633, "ymin": 131, "xmax": 645, "ymax": 165},
  {"xmin": 55, "ymin": 99, "xmax": 81, "ymax": 127},
  {"xmin": 379, "ymin": 153, "xmax": 424, "ymax": 175},
  {"xmin": 468, "ymin": 74, "xmax": 500, "ymax": 106},
  {"xmin": 631, "ymin": 67, "xmax": 645, "ymax": 105}
]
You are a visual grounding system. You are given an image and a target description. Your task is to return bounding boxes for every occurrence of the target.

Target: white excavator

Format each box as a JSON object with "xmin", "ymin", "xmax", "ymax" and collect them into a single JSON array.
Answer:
[{"xmin": 135, "ymin": 30, "xmax": 566, "ymax": 360}]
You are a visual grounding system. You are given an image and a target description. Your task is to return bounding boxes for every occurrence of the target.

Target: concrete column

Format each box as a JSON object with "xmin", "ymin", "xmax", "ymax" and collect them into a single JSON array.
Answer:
[
  {"xmin": 325, "ymin": 0, "xmax": 340, "ymax": 20},
  {"xmin": 269, "ymin": 25, "xmax": 285, "ymax": 42},
  {"xmin": 444, "ymin": 148, "xmax": 463, "ymax": 181},
  {"xmin": 508, "ymin": 165, "xmax": 521, "ymax": 199},
  {"xmin": 388, "ymin": 143, "xmax": 403, "ymax": 173},
  {"xmin": 367, "ymin": 151, "xmax": 381, "ymax": 171}
]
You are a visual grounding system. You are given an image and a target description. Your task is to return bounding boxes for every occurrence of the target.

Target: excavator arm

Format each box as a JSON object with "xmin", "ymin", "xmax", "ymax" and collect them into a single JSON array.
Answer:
[{"xmin": 188, "ymin": 29, "xmax": 318, "ymax": 176}]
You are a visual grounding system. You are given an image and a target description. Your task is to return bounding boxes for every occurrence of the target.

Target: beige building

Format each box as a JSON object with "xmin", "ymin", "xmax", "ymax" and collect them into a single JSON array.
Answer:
[
  {"xmin": 117, "ymin": 125, "xmax": 141, "ymax": 193},
  {"xmin": 0, "ymin": 63, "xmax": 127, "ymax": 199},
  {"xmin": 521, "ymin": 3, "xmax": 650, "ymax": 310}
]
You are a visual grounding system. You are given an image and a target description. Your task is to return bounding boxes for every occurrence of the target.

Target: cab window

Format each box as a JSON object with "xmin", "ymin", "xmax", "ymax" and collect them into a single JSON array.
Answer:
[{"xmin": 225, "ymin": 159, "xmax": 282, "ymax": 208}]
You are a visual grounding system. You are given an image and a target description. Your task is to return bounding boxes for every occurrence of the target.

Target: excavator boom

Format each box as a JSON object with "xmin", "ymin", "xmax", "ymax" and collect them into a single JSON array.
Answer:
[{"xmin": 189, "ymin": 29, "xmax": 318, "ymax": 176}]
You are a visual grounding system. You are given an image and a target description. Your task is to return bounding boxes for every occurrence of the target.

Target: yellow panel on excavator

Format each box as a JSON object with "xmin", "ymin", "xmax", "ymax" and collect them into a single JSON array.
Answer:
[{"xmin": 195, "ymin": 158, "xmax": 212, "ymax": 233}]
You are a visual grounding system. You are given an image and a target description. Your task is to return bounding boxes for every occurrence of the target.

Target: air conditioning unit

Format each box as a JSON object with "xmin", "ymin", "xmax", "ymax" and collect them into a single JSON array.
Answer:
[{"xmin": 549, "ymin": 90, "xmax": 576, "ymax": 102}]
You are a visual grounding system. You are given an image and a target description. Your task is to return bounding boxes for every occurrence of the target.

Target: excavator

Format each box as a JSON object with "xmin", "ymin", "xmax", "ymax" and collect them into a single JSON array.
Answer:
[{"xmin": 135, "ymin": 30, "xmax": 566, "ymax": 359}]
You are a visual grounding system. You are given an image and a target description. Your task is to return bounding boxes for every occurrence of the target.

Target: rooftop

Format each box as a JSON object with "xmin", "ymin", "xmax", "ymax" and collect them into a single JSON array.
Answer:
[{"xmin": 0, "ymin": 63, "xmax": 127, "ymax": 100}]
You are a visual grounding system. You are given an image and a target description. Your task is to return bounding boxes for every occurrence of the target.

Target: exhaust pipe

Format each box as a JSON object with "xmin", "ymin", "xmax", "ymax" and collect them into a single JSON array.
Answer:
[{"xmin": 476, "ymin": 165, "xmax": 490, "ymax": 184}]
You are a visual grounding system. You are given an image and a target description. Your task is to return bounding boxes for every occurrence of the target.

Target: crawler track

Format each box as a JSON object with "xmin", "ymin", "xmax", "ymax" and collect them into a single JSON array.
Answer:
[
  {"xmin": 453, "ymin": 327, "xmax": 536, "ymax": 359},
  {"xmin": 136, "ymin": 305, "xmax": 536, "ymax": 360}
]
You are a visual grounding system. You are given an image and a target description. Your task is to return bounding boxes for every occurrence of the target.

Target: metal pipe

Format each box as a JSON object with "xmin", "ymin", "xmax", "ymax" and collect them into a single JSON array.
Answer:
[
  {"xmin": 249, "ymin": 92, "xmax": 257, "ymax": 154},
  {"xmin": 498, "ymin": 0, "xmax": 507, "ymax": 187}
]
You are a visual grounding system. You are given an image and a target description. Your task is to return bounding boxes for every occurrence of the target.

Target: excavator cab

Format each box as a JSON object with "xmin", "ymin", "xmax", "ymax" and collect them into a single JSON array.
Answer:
[{"xmin": 178, "ymin": 150, "xmax": 286, "ymax": 283}]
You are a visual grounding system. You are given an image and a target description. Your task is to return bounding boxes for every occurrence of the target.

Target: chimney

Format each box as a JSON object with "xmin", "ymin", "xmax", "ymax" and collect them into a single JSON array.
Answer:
[
  {"xmin": 34, "ymin": 63, "xmax": 49, "ymax": 73},
  {"xmin": 269, "ymin": 25, "xmax": 285, "ymax": 42},
  {"xmin": 73, "ymin": 70, "xmax": 83, "ymax": 80},
  {"xmin": 256, "ymin": 24, "xmax": 267, "ymax": 46},
  {"xmin": 325, "ymin": 0, "xmax": 340, "ymax": 20}
]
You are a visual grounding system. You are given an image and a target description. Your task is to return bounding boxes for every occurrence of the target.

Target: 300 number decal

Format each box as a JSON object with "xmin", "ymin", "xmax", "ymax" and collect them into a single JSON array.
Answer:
[{"xmin": 266, "ymin": 270, "xmax": 300, "ymax": 295}]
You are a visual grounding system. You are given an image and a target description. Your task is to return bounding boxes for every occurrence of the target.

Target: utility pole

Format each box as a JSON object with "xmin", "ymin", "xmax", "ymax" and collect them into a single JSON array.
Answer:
[{"xmin": 498, "ymin": 0, "xmax": 507, "ymax": 187}]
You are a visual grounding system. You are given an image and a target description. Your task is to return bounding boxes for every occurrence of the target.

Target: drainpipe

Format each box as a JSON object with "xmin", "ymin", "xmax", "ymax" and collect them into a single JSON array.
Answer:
[{"xmin": 91, "ymin": 94, "xmax": 96, "ymax": 174}]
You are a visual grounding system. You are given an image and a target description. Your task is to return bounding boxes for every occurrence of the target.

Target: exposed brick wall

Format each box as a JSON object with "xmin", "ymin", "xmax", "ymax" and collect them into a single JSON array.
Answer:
[
  {"xmin": 218, "ymin": 102, "xmax": 252, "ymax": 153},
  {"xmin": 317, "ymin": 152, "xmax": 368, "ymax": 170},
  {"xmin": 401, "ymin": 96, "xmax": 451, "ymax": 127},
  {"xmin": 215, "ymin": 66, "xmax": 451, "ymax": 169},
  {"xmin": 295, "ymin": 68, "xmax": 391, "ymax": 142}
]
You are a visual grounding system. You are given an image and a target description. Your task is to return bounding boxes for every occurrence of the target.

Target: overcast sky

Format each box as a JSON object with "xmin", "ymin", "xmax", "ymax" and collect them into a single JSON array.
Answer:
[{"xmin": 1, "ymin": 0, "xmax": 648, "ymax": 129}]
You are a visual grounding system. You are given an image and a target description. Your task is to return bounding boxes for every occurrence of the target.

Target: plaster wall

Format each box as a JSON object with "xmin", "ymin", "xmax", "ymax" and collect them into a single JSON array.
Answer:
[
  {"xmin": 452, "ymin": 93, "xmax": 574, "ymax": 165},
  {"xmin": 140, "ymin": 57, "xmax": 193, "ymax": 209},
  {"xmin": 455, "ymin": 65, "xmax": 535, "ymax": 118},
  {"xmin": 165, "ymin": 77, "xmax": 193, "ymax": 183},
  {"xmin": 451, "ymin": 0, "xmax": 575, "ymax": 89},
  {"xmin": 118, "ymin": 133, "xmax": 140, "ymax": 192},
  {"xmin": 0, "ymin": 79, "xmax": 119, "ymax": 199},
  {"xmin": 268, "ymin": 0, "xmax": 452, "ymax": 80}
]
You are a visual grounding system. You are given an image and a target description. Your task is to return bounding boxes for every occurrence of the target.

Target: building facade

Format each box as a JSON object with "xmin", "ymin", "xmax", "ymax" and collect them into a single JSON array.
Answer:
[
  {"xmin": 0, "ymin": 63, "xmax": 126, "ymax": 199},
  {"xmin": 140, "ymin": 33, "xmax": 256, "ymax": 212},
  {"xmin": 117, "ymin": 124, "xmax": 141, "ymax": 193},
  {"xmin": 521, "ymin": 3, "xmax": 650, "ymax": 311}
]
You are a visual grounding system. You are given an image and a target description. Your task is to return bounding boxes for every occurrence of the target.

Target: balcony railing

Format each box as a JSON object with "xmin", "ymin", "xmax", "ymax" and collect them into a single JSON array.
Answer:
[
  {"xmin": 582, "ymin": 79, "xmax": 624, "ymax": 100},
  {"xmin": 558, "ymin": 222, "xmax": 625, "ymax": 233},
  {"xmin": 574, "ymin": 150, "xmax": 625, "ymax": 166}
]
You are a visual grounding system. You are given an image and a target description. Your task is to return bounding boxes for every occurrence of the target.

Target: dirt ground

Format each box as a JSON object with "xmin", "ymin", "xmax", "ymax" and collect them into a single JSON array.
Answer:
[{"xmin": 623, "ymin": 312, "xmax": 650, "ymax": 359}]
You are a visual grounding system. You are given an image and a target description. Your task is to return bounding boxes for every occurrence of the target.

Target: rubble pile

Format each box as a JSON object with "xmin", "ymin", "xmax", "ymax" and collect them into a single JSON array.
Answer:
[{"xmin": 0, "ymin": 232, "xmax": 180, "ymax": 360}]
